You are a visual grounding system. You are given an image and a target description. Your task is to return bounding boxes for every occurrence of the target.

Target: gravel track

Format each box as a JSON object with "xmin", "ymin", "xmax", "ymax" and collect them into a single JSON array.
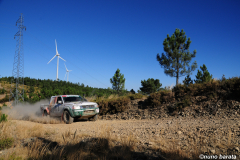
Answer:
[{"xmin": 11, "ymin": 117, "xmax": 240, "ymax": 157}]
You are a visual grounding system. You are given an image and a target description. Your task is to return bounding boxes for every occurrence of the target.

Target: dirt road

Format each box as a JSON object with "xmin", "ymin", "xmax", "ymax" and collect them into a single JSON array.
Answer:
[{"xmin": 10, "ymin": 117, "xmax": 240, "ymax": 157}]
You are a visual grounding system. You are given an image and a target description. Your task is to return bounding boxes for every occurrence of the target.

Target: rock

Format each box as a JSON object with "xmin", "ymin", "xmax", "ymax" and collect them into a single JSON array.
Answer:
[
  {"xmin": 235, "ymin": 147, "xmax": 239, "ymax": 152},
  {"xmin": 21, "ymin": 137, "xmax": 37, "ymax": 146},
  {"xmin": 210, "ymin": 149, "xmax": 215, "ymax": 154},
  {"xmin": 149, "ymin": 141, "xmax": 155, "ymax": 145},
  {"xmin": 167, "ymin": 121, "xmax": 172, "ymax": 125},
  {"xmin": 177, "ymin": 131, "xmax": 182, "ymax": 135}
]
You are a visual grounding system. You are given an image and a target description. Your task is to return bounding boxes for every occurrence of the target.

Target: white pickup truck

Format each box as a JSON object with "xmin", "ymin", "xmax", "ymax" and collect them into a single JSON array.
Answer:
[{"xmin": 40, "ymin": 95, "xmax": 99, "ymax": 124}]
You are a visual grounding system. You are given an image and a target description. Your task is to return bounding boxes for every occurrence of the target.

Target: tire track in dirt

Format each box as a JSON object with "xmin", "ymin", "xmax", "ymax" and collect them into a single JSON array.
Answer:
[{"xmin": 11, "ymin": 117, "xmax": 240, "ymax": 156}]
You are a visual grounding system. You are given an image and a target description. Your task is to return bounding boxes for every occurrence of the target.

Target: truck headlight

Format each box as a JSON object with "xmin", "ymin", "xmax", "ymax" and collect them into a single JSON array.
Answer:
[
  {"xmin": 96, "ymin": 108, "xmax": 99, "ymax": 113},
  {"xmin": 73, "ymin": 105, "xmax": 80, "ymax": 109}
]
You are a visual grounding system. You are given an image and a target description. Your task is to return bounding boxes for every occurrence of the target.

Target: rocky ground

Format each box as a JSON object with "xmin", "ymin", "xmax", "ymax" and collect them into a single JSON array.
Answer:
[
  {"xmin": 99, "ymin": 98, "xmax": 240, "ymax": 120},
  {"xmin": 1, "ymin": 116, "xmax": 239, "ymax": 159},
  {"xmin": 1, "ymin": 98, "xmax": 240, "ymax": 159}
]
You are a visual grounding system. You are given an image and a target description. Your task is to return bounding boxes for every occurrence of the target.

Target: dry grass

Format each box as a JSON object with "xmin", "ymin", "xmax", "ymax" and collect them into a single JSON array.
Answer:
[
  {"xmin": 86, "ymin": 92, "xmax": 147, "ymax": 103},
  {"xmin": 0, "ymin": 81, "xmax": 41, "ymax": 94},
  {"xmin": 0, "ymin": 118, "xmax": 239, "ymax": 160},
  {"xmin": 0, "ymin": 121, "xmax": 13, "ymax": 139},
  {"xmin": 86, "ymin": 94, "xmax": 121, "ymax": 102}
]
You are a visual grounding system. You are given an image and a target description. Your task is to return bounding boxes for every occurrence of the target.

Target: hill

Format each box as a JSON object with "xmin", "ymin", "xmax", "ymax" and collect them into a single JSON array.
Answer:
[{"xmin": 0, "ymin": 76, "xmax": 121, "ymax": 104}]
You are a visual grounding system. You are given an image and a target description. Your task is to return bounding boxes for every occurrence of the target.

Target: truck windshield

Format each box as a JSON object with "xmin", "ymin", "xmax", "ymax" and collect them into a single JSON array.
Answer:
[{"xmin": 63, "ymin": 96, "xmax": 83, "ymax": 103}]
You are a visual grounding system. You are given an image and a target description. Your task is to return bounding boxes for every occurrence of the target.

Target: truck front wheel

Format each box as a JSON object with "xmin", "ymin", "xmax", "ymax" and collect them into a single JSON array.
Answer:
[
  {"xmin": 63, "ymin": 110, "xmax": 74, "ymax": 124},
  {"xmin": 89, "ymin": 114, "xmax": 98, "ymax": 121}
]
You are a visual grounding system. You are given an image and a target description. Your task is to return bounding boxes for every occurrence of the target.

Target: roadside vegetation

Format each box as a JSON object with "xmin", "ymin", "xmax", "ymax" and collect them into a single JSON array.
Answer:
[
  {"xmin": 1, "ymin": 75, "xmax": 240, "ymax": 116},
  {"xmin": 147, "ymin": 76, "xmax": 240, "ymax": 112}
]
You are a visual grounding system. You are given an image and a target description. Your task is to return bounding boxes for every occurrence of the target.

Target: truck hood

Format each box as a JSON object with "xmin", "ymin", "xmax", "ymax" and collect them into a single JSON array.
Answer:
[{"xmin": 64, "ymin": 101, "xmax": 97, "ymax": 106}]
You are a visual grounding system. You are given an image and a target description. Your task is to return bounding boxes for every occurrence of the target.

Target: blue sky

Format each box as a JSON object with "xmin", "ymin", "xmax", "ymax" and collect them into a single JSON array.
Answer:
[{"xmin": 0, "ymin": 0, "xmax": 240, "ymax": 92}]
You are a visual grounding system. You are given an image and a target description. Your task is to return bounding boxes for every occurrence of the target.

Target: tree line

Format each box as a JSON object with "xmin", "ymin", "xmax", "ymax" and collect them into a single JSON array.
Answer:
[
  {"xmin": 110, "ymin": 29, "xmax": 213, "ymax": 95},
  {"xmin": 0, "ymin": 77, "xmax": 121, "ymax": 103}
]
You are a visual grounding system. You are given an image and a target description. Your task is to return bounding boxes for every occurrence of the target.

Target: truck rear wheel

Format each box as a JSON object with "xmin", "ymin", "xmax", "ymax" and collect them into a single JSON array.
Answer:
[
  {"xmin": 44, "ymin": 110, "xmax": 49, "ymax": 117},
  {"xmin": 63, "ymin": 110, "xmax": 74, "ymax": 124}
]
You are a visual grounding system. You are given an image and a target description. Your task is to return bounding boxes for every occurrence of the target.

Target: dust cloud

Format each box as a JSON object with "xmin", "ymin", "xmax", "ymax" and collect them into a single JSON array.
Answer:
[{"xmin": 2, "ymin": 99, "xmax": 62, "ymax": 124}]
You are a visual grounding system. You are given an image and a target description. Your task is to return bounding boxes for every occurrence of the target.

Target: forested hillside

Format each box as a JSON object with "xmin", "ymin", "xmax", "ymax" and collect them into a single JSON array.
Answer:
[{"xmin": 0, "ymin": 77, "xmax": 123, "ymax": 103}]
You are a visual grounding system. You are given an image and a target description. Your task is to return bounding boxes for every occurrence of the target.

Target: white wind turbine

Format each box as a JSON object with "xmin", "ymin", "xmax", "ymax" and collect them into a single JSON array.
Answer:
[
  {"xmin": 47, "ymin": 39, "xmax": 66, "ymax": 81},
  {"xmin": 64, "ymin": 63, "xmax": 72, "ymax": 82}
]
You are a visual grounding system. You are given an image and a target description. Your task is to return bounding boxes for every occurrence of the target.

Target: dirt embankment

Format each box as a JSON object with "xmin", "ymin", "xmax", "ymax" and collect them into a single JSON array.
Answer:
[{"xmin": 99, "ymin": 98, "xmax": 240, "ymax": 121}]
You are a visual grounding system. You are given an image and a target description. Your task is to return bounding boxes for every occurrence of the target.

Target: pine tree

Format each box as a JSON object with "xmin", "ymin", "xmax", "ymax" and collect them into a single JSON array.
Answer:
[
  {"xmin": 195, "ymin": 64, "xmax": 212, "ymax": 83},
  {"xmin": 157, "ymin": 28, "xmax": 197, "ymax": 86},
  {"xmin": 183, "ymin": 75, "xmax": 193, "ymax": 86},
  {"xmin": 140, "ymin": 78, "xmax": 162, "ymax": 94},
  {"xmin": 110, "ymin": 68, "xmax": 125, "ymax": 93},
  {"xmin": 130, "ymin": 89, "xmax": 136, "ymax": 94}
]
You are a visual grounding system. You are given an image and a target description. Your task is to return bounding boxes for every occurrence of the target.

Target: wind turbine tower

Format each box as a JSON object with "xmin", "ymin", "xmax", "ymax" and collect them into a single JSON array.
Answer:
[
  {"xmin": 47, "ymin": 39, "xmax": 66, "ymax": 81},
  {"xmin": 9, "ymin": 13, "xmax": 26, "ymax": 106},
  {"xmin": 64, "ymin": 63, "xmax": 72, "ymax": 82}
]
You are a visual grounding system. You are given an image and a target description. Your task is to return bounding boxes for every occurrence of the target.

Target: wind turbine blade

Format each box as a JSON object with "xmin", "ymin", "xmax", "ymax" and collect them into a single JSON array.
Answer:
[
  {"xmin": 59, "ymin": 56, "xmax": 66, "ymax": 61},
  {"xmin": 47, "ymin": 55, "xmax": 56, "ymax": 64},
  {"xmin": 55, "ymin": 39, "xmax": 58, "ymax": 55},
  {"xmin": 68, "ymin": 70, "xmax": 72, "ymax": 72},
  {"xmin": 64, "ymin": 63, "xmax": 67, "ymax": 70}
]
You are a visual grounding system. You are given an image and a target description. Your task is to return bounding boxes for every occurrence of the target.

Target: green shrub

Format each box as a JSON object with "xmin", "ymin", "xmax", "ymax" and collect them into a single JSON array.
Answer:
[
  {"xmin": 146, "ymin": 91, "xmax": 174, "ymax": 107},
  {"xmin": 130, "ymin": 89, "xmax": 135, "ymax": 94},
  {"xmin": 128, "ymin": 93, "xmax": 143, "ymax": 100},
  {"xmin": 176, "ymin": 102, "xmax": 183, "ymax": 111},
  {"xmin": 182, "ymin": 96, "xmax": 192, "ymax": 108},
  {"xmin": 96, "ymin": 96, "xmax": 131, "ymax": 115},
  {"xmin": 111, "ymin": 96, "xmax": 130, "ymax": 113},
  {"xmin": 6, "ymin": 152, "xmax": 23, "ymax": 160},
  {"xmin": 0, "ymin": 114, "xmax": 8, "ymax": 122},
  {"xmin": 0, "ymin": 137, "xmax": 14, "ymax": 150},
  {"xmin": 208, "ymin": 94, "xmax": 213, "ymax": 100},
  {"xmin": 96, "ymin": 99, "xmax": 109, "ymax": 115},
  {"xmin": 140, "ymin": 78, "xmax": 162, "ymax": 94},
  {"xmin": 0, "ymin": 94, "xmax": 9, "ymax": 103},
  {"xmin": 0, "ymin": 88, "xmax": 6, "ymax": 94}
]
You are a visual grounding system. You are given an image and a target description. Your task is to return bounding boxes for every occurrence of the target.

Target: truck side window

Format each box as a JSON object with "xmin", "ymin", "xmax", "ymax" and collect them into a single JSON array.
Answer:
[
  {"xmin": 57, "ymin": 97, "xmax": 62, "ymax": 103},
  {"xmin": 50, "ymin": 97, "xmax": 55, "ymax": 106},
  {"xmin": 54, "ymin": 97, "xmax": 58, "ymax": 104}
]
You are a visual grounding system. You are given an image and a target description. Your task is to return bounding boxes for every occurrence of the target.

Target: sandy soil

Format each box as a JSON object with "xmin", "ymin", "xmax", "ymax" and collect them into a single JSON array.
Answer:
[{"xmin": 9, "ymin": 117, "xmax": 240, "ymax": 158}]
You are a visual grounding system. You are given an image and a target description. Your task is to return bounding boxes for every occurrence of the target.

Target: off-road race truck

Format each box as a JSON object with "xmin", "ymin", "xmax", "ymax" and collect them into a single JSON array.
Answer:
[{"xmin": 40, "ymin": 95, "xmax": 99, "ymax": 124}]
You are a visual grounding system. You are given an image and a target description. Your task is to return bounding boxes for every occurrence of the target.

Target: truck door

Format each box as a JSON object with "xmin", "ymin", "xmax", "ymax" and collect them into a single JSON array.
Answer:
[
  {"xmin": 49, "ymin": 97, "xmax": 58, "ymax": 116},
  {"xmin": 55, "ymin": 96, "xmax": 64, "ymax": 116}
]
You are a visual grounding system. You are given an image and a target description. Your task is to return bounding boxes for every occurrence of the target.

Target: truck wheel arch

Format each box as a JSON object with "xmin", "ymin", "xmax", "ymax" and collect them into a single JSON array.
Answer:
[
  {"xmin": 64, "ymin": 107, "xmax": 74, "ymax": 117},
  {"xmin": 63, "ymin": 110, "xmax": 74, "ymax": 124}
]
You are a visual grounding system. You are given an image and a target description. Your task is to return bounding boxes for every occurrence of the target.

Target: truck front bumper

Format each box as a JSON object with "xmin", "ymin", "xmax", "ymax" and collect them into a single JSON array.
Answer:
[{"xmin": 72, "ymin": 108, "xmax": 99, "ymax": 117}]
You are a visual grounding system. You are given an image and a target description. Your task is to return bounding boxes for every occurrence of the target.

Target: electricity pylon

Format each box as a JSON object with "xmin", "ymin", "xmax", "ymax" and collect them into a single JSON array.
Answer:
[{"xmin": 9, "ymin": 13, "xmax": 26, "ymax": 106}]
